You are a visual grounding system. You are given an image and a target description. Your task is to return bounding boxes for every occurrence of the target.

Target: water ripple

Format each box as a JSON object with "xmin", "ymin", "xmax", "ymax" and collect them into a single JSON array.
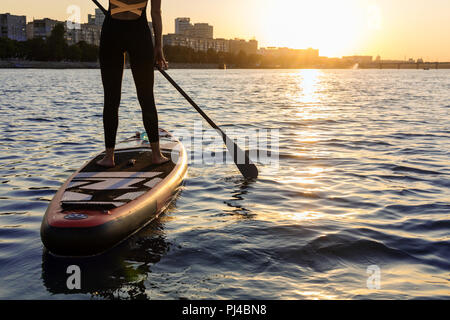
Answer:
[{"xmin": 0, "ymin": 69, "xmax": 449, "ymax": 299}]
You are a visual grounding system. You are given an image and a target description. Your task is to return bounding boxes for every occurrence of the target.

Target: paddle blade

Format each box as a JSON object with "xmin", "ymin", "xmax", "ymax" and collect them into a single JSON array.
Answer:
[
  {"xmin": 236, "ymin": 159, "xmax": 259, "ymax": 180},
  {"xmin": 223, "ymin": 134, "xmax": 259, "ymax": 179},
  {"xmin": 158, "ymin": 68, "xmax": 259, "ymax": 179}
]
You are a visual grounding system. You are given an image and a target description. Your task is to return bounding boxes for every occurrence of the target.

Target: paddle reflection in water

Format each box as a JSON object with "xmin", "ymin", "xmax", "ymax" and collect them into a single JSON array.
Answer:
[{"xmin": 221, "ymin": 176, "xmax": 257, "ymax": 219}]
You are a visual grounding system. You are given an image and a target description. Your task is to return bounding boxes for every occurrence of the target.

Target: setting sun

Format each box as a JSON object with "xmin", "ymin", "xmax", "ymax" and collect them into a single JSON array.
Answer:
[
  {"xmin": 2, "ymin": 0, "xmax": 450, "ymax": 60},
  {"xmin": 259, "ymin": 0, "xmax": 371, "ymax": 57}
]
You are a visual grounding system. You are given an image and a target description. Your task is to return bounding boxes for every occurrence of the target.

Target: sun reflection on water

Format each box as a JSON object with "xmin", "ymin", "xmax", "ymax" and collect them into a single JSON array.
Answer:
[{"xmin": 289, "ymin": 69, "xmax": 322, "ymax": 104}]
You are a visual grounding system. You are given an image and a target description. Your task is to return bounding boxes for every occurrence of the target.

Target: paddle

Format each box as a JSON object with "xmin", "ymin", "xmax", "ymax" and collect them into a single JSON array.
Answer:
[
  {"xmin": 157, "ymin": 67, "xmax": 258, "ymax": 179},
  {"xmin": 92, "ymin": 0, "xmax": 108, "ymax": 15},
  {"xmin": 90, "ymin": 0, "xmax": 258, "ymax": 179}
]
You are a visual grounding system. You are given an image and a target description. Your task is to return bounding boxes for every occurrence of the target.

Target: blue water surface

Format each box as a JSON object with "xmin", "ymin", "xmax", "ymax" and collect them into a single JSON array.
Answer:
[{"xmin": 0, "ymin": 69, "xmax": 449, "ymax": 299}]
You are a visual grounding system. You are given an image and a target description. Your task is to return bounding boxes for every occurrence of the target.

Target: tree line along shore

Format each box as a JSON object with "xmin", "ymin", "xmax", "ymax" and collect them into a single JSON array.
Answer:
[
  {"xmin": 1, "ymin": 23, "xmax": 449, "ymax": 69},
  {"xmin": 0, "ymin": 23, "xmax": 265, "ymax": 68}
]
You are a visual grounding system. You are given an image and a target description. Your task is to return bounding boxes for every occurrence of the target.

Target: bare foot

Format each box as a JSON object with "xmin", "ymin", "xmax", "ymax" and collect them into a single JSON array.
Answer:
[
  {"xmin": 96, "ymin": 155, "xmax": 115, "ymax": 168},
  {"xmin": 149, "ymin": 141, "xmax": 170, "ymax": 165},
  {"xmin": 152, "ymin": 153, "xmax": 170, "ymax": 165},
  {"xmin": 96, "ymin": 148, "xmax": 115, "ymax": 168}
]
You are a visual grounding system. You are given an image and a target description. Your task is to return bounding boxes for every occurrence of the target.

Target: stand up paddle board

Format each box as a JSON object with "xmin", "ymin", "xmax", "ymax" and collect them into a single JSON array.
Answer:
[{"xmin": 41, "ymin": 129, "xmax": 187, "ymax": 256}]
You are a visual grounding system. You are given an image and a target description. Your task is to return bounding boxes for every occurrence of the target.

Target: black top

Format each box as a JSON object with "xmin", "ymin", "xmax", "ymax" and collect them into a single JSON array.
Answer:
[{"xmin": 109, "ymin": 0, "xmax": 148, "ymax": 20}]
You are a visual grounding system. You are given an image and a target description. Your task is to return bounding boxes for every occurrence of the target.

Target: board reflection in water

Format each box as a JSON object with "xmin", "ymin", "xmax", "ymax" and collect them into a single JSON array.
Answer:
[{"xmin": 42, "ymin": 214, "xmax": 171, "ymax": 299}]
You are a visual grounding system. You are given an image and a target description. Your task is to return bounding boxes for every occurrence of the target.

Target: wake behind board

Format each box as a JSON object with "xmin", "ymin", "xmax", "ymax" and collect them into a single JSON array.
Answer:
[{"xmin": 41, "ymin": 129, "xmax": 187, "ymax": 256}]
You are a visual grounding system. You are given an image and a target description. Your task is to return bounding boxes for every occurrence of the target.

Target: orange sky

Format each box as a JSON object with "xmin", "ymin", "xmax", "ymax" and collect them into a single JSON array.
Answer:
[{"xmin": 2, "ymin": 0, "xmax": 450, "ymax": 60}]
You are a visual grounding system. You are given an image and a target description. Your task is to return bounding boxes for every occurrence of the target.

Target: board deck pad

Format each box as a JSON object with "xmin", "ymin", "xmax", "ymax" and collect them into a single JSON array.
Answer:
[
  {"xmin": 61, "ymin": 144, "xmax": 177, "ymax": 211},
  {"xmin": 41, "ymin": 129, "xmax": 187, "ymax": 256}
]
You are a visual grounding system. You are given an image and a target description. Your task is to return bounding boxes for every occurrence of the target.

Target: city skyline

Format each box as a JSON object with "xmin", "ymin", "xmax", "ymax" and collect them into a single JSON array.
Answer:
[{"xmin": 1, "ymin": 0, "xmax": 450, "ymax": 60}]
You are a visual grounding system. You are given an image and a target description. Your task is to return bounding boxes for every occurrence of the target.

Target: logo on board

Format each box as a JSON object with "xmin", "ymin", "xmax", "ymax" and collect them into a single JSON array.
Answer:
[{"xmin": 64, "ymin": 213, "xmax": 89, "ymax": 220}]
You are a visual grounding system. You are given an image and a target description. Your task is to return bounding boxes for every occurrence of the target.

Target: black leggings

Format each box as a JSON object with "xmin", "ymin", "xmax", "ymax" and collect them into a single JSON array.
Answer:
[{"xmin": 99, "ymin": 10, "xmax": 159, "ymax": 148}]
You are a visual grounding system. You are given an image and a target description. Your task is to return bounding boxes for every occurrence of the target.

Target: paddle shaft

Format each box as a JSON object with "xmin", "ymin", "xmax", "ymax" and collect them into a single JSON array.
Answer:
[
  {"xmin": 92, "ymin": 0, "xmax": 108, "ymax": 15},
  {"xmin": 158, "ymin": 69, "xmax": 225, "ymax": 134},
  {"xmin": 158, "ymin": 68, "xmax": 258, "ymax": 179}
]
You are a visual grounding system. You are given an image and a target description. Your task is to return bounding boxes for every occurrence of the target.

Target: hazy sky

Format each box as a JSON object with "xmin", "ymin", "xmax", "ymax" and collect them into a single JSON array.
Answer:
[{"xmin": 2, "ymin": 0, "xmax": 450, "ymax": 60}]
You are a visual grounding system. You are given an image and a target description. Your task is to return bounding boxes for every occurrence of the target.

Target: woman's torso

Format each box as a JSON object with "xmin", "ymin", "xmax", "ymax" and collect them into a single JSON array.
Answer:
[{"xmin": 109, "ymin": 0, "xmax": 149, "ymax": 20}]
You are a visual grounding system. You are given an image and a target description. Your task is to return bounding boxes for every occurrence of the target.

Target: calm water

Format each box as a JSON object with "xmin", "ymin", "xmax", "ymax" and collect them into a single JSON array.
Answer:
[{"xmin": 0, "ymin": 69, "xmax": 449, "ymax": 299}]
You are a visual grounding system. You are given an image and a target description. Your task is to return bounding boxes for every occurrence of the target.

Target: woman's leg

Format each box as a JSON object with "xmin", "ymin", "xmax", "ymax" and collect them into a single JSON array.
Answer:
[
  {"xmin": 128, "ymin": 25, "xmax": 169, "ymax": 164},
  {"xmin": 129, "ymin": 59, "xmax": 159, "ymax": 144},
  {"xmin": 97, "ymin": 20, "xmax": 126, "ymax": 167}
]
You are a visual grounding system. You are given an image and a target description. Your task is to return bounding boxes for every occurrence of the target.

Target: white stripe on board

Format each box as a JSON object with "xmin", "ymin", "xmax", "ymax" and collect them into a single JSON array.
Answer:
[
  {"xmin": 79, "ymin": 178, "xmax": 144, "ymax": 190},
  {"xmin": 144, "ymin": 177, "xmax": 163, "ymax": 188},
  {"xmin": 62, "ymin": 191, "xmax": 92, "ymax": 201},
  {"xmin": 112, "ymin": 148, "xmax": 151, "ymax": 154},
  {"xmin": 74, "ymin": 171, "xmax": 162, "ymax": 179},
  {"xmin": 114, "ymin": 191, "xmax": 146, "ymax": 201},
  {"xmin": 60, "ymin": 201, "xmax": 124, "ymax": 207},
  {"xmin": 68, "ymin": 181, "xmax": 91, "ymax": 188}
]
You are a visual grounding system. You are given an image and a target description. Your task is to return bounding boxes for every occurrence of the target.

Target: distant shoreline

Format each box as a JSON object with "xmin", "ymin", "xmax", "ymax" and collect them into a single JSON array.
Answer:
[
  {"xmin": 0, "ymin": 60, "xmax": 220, "ymax": 69},
  {"xmin": 1, "ymin": 60, "xmax": 450, "ymax": 69}
]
